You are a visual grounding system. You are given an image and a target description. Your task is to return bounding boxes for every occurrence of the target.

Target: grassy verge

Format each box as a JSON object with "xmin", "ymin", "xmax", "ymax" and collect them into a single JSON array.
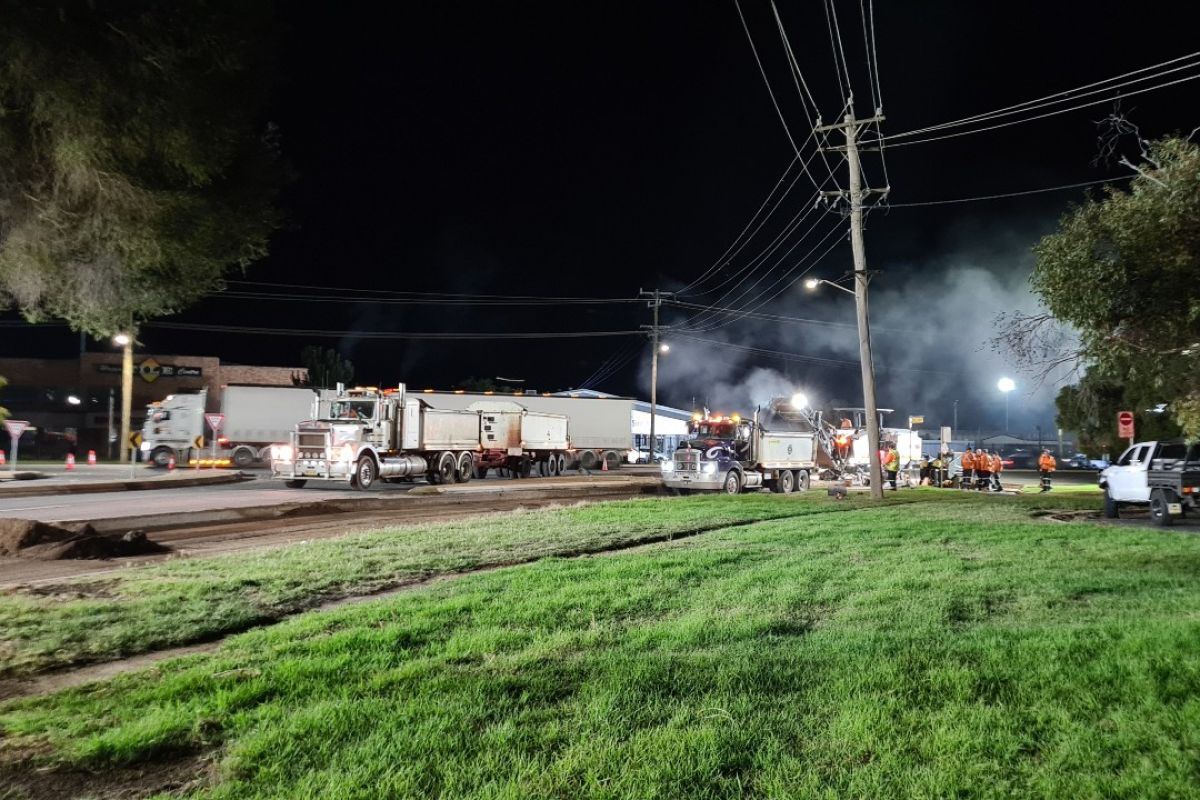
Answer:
[
  {"xmin": 0, "ymin": 492, "xmax": 931, "ymax": 678},
  {"xmin": 1, "ymin": 489, "xmax": 1195, "ymax": 797}
]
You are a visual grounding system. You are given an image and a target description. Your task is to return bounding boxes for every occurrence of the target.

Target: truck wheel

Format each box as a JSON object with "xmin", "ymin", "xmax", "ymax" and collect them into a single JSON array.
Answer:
[
  {"xmin": 556, "ymin": 454, "xmax": 567, "ymax": 474},
  {"xmin": 779, "ymin": 469, "xmax": 796, "ymax": 493},
  {"xmin": 519, "ymin": 456, "xmax": 532, "ymax": 479},
  {"xmin": 603, "ymin": 451, "xmax": 621, "ymax": 470},
  {"xmin": 546, "ymin": 454, "xmax": 559, "ymax": 476},
  {"xmin": 431, "ymin": 451, "xmax": 456, "ymax": 485},
  {"xmin": 355, "ymin": 455, "xmax": 378, "ymax": 491},
  {"xmin": 1150, "ymin": 489, "xmax": 1175, "ymax": 527},
  {"xmin": 150, "ymin": 446, "xmax": 175, "ymax": 468},
  {"xmin": 1102, "ymin": 488, "xmax": 1119, "ymax": 518},
  {"xmin": 456, "ymin": 452, "xmax": 473, "ymax": 483},
  {"xmin": 284, "ymin": 479, "xmax": 307, "ymax": 489},
  {"xmin": 580, "ymin": 450, "xmax": 598, "ymax": 471},
  {"xmin": 723, "ymin": 470, "xmax": 742, "ymax": 495},
  {"xmin": 232, "ymin": 447, "xmax": 255, "ymax": 469},
  {"xmin": 473, "ymin": 465, "xmax": 489, "ymax": 480},
  {"xmin": 795, "ymin": 470, "xmax": 811, "ymax": 492}
]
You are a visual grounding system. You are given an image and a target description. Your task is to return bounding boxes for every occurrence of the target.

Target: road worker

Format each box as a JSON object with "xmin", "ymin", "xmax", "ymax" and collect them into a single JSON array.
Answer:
[
  {"xmin": 1038, "ymin": 449, "xmax": 1057, "ymax": 492},
  {"xmin": 931, "ymin": 453, "xmax": 944, "ymax": 486},
  {"xmin": 960, "ymin": 447, "xmax": 976, "ymax": 490},
  {"xmin": 885, "ymin": 443, "xmax": 900, "ymax": 490},
  {"xmin": 975, "ymin": 449, "xmax": 992, "ymax": 491},
  {"xmin": 990, "ymin": 450, "xmax": 1003, "ymax": 491}
]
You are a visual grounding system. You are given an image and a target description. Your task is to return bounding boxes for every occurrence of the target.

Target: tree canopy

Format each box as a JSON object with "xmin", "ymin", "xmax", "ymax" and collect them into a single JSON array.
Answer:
[
  {"xmin": 0, "ymin": 1, "xmax": 283, "ymax": 335},
  {"xmin": 301, "ymin": 346, "xmax": 354, "ymax": 389},
  {"xmin": 1027, "ymin": 136, "xmax": 1200, "ymax": 441}
]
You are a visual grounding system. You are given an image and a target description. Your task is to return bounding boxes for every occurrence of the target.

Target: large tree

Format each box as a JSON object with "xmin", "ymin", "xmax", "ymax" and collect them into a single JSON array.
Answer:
[
  {"xmin": 300, "ymin": 346, "xmax": 354, "ymax": 389},
  {"xmin": 0, "ymin": 1, "xmax": 283, "ymax": 335},
  {"xmin": 1009, "ymin": 136, "xmax": 1200, "ymax": 441}
]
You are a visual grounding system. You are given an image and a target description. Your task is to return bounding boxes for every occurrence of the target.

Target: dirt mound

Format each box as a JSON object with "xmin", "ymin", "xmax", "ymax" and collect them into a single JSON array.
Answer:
[{"xmin": 0, "ymin": 519, "xmax": 169, "ymax": 560}]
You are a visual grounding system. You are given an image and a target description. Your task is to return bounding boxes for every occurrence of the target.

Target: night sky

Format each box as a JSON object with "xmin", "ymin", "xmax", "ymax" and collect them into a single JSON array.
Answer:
[{"xmin": 4, "ymin": 1, "xmax": 1197, "ymax": 435}]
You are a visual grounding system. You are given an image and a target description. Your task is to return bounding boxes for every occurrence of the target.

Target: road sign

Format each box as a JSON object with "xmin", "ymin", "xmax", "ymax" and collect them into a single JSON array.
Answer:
[
  {"xmin": 129, "ymin": 431, "xmax": 143, "ymax": 449},
  {"xmin": 1118, "ymin": 410, "xmax": 1135, "ymax": 440},
  {"xmin": 204, "ymin": 413, "xmax": 225, "ymax": 432},
  {"xmin": 908, "ymin": 415, "xmax": 925, "ymax": 426},
  {"xmin": 4, "ymin": 420, "xmax": 29, "ymax": 440},
  {"xmin": 193, "ymin": 435, "xmax": 205, "ymax": 449}
]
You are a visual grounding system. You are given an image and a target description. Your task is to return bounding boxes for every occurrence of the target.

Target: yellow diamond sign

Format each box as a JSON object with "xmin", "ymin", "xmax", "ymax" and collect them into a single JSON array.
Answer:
[{"xmin": 138, "ymin": 358, "xmax": 162, "ymax": 383}]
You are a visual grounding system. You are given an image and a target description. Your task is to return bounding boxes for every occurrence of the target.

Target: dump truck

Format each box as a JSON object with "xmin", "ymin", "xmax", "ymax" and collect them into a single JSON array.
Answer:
[
  {"xmin": 661, "ymin": 408, "xmax": 818, "ymax": 494},
  {"xmin": 270, "ymin": 385, "xmax": 571, "ymax": 489},
  {"xmin": 140, "ymin": 386, "xmax": 332, "ymax": 468}
]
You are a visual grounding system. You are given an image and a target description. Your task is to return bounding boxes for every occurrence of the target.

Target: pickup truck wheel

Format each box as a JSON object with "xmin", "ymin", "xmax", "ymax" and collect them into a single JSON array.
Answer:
[
  {"xmin": 284, "ymin": 479, "xmax": 307, "ymax": 489},
  {"xmin": 1102, "ymin": 488, "xmax": 1119, "ymax": 518},
  {"xmin": 795, "ymin": 470, "xmax": 811, "ymax": 492},
  {"xmin": 723, "ymin": 470, "xmax": 742, "ymax": 495},
  {"xmin": 354, "ymin": 456, "xmax": 378, "ymax": 491},
  {"xmin": 1150, "ymin": 489, "xmax": 1175, "ymax": 527}
]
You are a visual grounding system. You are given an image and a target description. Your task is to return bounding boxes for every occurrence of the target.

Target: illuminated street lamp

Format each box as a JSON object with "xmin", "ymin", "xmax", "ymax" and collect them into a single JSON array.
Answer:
[
  {"xmin": 113, "ymin": 332, "xmax": 134, "ymax": 468},
  {"xmin": 804, "ymin": 276, "xmax": 854, "ymax": 296},
  {"xmin": 791, "ymin": 392, "xmax": 809, "ymax": 410},
  {"xmin": 997, "ymin": 377, "xmax": 1015, "ymax": 432},
  {"xmin": 658, "ymin": 343, "xmax": 670, "ymax": 354}
]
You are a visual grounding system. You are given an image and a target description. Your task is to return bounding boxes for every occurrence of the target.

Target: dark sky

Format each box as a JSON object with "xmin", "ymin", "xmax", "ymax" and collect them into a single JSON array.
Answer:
[{"xmin": 6, "ymin": 1, "xmax": 1197, "ymax": 434}]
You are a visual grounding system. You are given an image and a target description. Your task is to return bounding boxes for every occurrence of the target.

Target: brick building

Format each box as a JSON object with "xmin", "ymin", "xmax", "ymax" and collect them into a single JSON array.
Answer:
[{"xmin": 0, "ymin": 354, "xmax": 306, "ymax": 459}]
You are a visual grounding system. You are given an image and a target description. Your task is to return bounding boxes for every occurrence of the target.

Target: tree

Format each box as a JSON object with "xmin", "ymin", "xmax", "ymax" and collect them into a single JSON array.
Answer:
[
  {"xmin": 1054, "ymin": 368, "xmax": 1179, "ymax": 454},
  {"xmin": 301, "ymin": 346, "xmax": 354, "ymax": 389},
  {"xmin": 0, "ymin": 1, "xmax": 283, "ymax": 335},
  {"xmin": 1004, "ymin": 136, "xmax": 1200, "ymax": 439},
  {"xmin": 0, "ymin": 375, "xmax": 8, "ymax": 423},
  {"xmin": 454, "ymin": 376, "xmax": 505, "ymax": 393}
]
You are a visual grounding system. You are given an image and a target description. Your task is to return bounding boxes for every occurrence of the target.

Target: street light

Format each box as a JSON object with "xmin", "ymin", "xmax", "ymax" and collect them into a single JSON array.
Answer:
[
  {"xmin": 804, "ymin": 276, "xmax": 855, "ymax": 296},
  {"xmin": 66, "ymin": 395, "xmax": 81, "ymax": 406},
  {"xmin": 649, "ymin": 338, "xmax": 670, "ymax": 457},
  {"xmin": 997, "ymin": 377, "xmax": 1015, "ymax": 432},
  {"xmin": 658, "ymin": 343, "xmax": 670, "ymax": 354},
  {"xmin": 113, "ymin": 332, "xmax": 134, "ymax": 470}
]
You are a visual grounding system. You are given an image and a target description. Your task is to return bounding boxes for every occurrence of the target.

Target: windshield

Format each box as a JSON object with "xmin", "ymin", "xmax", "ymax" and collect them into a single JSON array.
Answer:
[
  {"xmin": 328, "ymin": 400, "xmax": 376, "ymax": 421},
  {"xmin": 689, "ymin": 422, "xmax": 743, "ymax": 440}
]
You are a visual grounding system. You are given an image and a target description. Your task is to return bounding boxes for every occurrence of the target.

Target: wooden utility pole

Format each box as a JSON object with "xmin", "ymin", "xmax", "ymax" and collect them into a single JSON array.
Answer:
[
  {"xmin": 639, "ymin": 289, "xmax": 674, "ymax": 458},
  {"xmin": 817, "ymin": 108, "xmax": 886, "ymax": 500}
]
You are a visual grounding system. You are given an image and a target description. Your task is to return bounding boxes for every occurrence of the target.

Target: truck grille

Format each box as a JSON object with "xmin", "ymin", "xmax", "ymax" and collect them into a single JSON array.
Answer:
[
  {"xmin": 674, "ymin": 450, "xmax": 699, "ymax": 472},
  {"xmin": 297, "ymin": 433, "xmax": 327, "ymax": 448}
]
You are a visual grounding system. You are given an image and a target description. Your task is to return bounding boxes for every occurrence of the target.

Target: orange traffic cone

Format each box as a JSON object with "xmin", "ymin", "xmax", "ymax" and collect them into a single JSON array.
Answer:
[
  {"xmin": 0, "ymin": 450, "xmax": 6, "ymax": 467},
  {"xmin": 601, "ymin": 454, "xmax": 609, "ymax": 472},
  {"xmin": 65, "ymin": 453, "xmax": 76, "ymax": 471},
  {"xmin": 87, "ymin": 450, "xmax": 97, "ymax": 466},
  {"xmin": 168, "ymin": 454, "xmax": 176, "ymax": 472}
]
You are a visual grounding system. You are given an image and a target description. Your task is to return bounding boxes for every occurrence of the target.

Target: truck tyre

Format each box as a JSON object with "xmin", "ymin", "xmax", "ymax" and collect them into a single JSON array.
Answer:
[
  {"xmin": 355, "ymin": 455, "xmax": 378, "ymax": 491},
  {"xmin": 723, "ymin": 470, "xmax": 742, "ymax": 495},
  {"xmin": 431, "ymin": 451, "xmax": 456, "ymax": 485},
  {"xmin": 1150, "ymin": 489, "xmax": 1175, "ymax": 527},
  {"xmin": 556, "ymin": 454, "xmax": 567, "ymax": 474},
  {"xmin": 473, "ymin": 465, "xmax": 489, "ymax": 480},
  {"xmin": 777, "ymin": 469, "xmax": 796, "ymax": 494},
  {"xmin": 1102, "ymin": 488, "xmax": 1119, "ymax": 518},
  {"xmin": 603, "ymin": 451, "xmax": 621, "ymax": 470},
  {"xmin": 284, "ymin": 479, "xmax": 307, "ymax": 489},
  {"xmin": 232, "ymin": 447, "xmax": 255, "ymax": 469},
  {"xmin": 150, "ymin": 446, "xmax": 175, "ymax": 468},
  {"xmin": 456, "ymin": 452, "xmax": 473, "ymax": 483},
  {"xmin": 795, "ymin": 470, "xmax": 811, "ymax": 492},
  {"xmin": 546, "ymin": 454, "xmax": 559, "ymax": 476},
  {"xmin": 580, "ymin": 450, "xmax": 598, "ymax": 471},
  {"xmin": 519, "ymin": 455, "xmax": 532, "ymax": 479}
]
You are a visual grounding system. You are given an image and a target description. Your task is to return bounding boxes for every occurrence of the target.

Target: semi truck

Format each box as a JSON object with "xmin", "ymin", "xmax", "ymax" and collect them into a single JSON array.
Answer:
[
  {"xmin": 140, "ymin": 386, "xmax": 333, "ymax": 468},
  {"xmin": 270, "ymin": 385, "xmax": 571, "ymax": 489},
  {"xmin": 1100, "ymin": 439, "xmax": 1200, "ymax": 526},
  {"xmin": 661, "ymin": 408, "xmax": 818, "ymax": 495},
  {"xmin": 413, "ymin": 390, "xmax": 633, "ymax": 470}
]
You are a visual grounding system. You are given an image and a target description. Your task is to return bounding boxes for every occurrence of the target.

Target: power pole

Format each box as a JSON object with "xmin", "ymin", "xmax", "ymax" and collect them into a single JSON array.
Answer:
[
  {"xmin": 639, "ymin": 289, "xmax": 674, "ymax": 457},
  {"xmin": 817, "ymin": 107, "xmax": 887, "ymax": 500}
]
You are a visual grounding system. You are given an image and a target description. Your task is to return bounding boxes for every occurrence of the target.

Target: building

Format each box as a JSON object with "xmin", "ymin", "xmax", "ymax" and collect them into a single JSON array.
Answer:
[{"xmin": 0, "ymin": 353, "xmax": 305, "ymax": 459}]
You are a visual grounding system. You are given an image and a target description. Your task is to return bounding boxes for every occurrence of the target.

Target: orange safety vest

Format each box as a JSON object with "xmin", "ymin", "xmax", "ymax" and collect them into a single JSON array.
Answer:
[
  {"xmin": 1039, "ymin": 453, "xmax": 1056, "ymax": 472},
  {"xmin": 961, "ymin": 451, "xmax": 976, "ymax": 470},
  {"xmin": 990, "ymin": 454, "xmax": 1002, "ymax": 472}
]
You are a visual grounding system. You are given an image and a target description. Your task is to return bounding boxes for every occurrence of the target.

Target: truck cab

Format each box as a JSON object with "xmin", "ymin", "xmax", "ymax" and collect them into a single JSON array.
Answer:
[
  {"xmin": 1100, "ymin": 440, "xmax": 1200, "ymax": 525},
  {"xmin": 661, "ymin": 411, "xmax": 816, "ymax": 495}
]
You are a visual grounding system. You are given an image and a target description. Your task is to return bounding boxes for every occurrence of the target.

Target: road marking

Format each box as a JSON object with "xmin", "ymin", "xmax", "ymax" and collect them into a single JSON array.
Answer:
[{"xmin": 1, "ymin": 503, "xmax": 68, "ymax": 512}]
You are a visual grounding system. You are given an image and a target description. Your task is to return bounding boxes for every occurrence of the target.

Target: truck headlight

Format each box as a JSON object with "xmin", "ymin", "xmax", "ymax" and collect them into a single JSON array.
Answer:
[
  {"xmin": 273, "ymin": 444, "xmax": 293, "ymax": 461},
  {"xmin": 702, "ymin": 462, "xmax": 717, "ymax": 475},
  {"xmin": 139, "ymin": 441, "xmax": 151, "ymax": 452},
  {"xmin": 661, "ymin": 461, "xmax": 675, "ymax": 473}
]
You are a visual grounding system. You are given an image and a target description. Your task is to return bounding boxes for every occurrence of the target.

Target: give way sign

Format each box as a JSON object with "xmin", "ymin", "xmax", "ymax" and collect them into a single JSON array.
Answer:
[
  {"xmin": 204, "ymin": 413, "xmax": 225, "ymax": 432},
  {"xmin": 4, "ymin": 420, "xmax": 29, "ymax": 439}
]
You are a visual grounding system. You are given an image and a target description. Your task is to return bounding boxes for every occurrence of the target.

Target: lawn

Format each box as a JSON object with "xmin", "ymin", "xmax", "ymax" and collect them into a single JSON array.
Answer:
[
  {"xmin": 0, "ymin": 492, "xmax": 901, "ymax": 678},
  {"xmin": 4, "ymin": 489, "xmax": 1196, "ymax": 799}
]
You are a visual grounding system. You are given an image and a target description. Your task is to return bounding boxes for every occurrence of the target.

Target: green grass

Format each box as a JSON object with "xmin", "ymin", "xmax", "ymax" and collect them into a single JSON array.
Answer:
[
  {"xmin": 4, "ymin": 489, "xmax": 1194, "ymax": 798},
  {"xmin": 0, "ymin": 492, "xmax": 905, "ymax": 678}
]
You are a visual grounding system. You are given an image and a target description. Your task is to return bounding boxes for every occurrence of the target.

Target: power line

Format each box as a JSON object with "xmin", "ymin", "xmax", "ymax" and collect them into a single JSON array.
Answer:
[
  {"xmin": 882, "ymin": 68, "xmax": 1200, "ymax": 148},
  {"xmin": 224, "ymin": 280, "xmax": 637, "ymax": 303},
  {"xmin": 666, "ymin": 298, "xmax": 914, "ymax": 334},
  {"xmin": 887, "ymin": 51, "xmax": 1199, "ymax": 140},
  {"xmin": 674, "ymin": 333, "xmax": 954, "ymax": 375},
  {"xmin": 217, "ymin": 290, "xmax": 641, "ymax": 307},
  {"xmin": 821, "ymin": 0, "xmax": 850, "ymax": 103},
  {"xmin": 143, "ymin": 322, "xmax": 645, "ymax": 340},
  {"xmin": 887, "ymin": 175, "xmax": 1132, "ymax": 208}
]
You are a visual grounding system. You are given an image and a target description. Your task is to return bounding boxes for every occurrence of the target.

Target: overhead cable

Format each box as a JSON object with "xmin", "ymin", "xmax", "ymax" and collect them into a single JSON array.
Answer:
[{"xmin": 143, "ymin": 322, "xmax": 645, "ymax": 340}]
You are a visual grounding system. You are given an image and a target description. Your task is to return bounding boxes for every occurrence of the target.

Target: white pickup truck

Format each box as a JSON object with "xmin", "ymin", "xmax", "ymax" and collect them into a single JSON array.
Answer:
[{"xmin": 1099, "ymin": 440, "xmax": 1200, "ymax": 525}]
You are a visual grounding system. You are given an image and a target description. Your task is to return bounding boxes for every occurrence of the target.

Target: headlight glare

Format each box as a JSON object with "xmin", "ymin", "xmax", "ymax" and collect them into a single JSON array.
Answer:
[
  {"xmin": 273, "ymin": 445, "xmax": 293, "ymax": 461},
  {"xmin": 661, "ymin": 461, "xmax": 675, "ymax": 472},
  {"xmin": 702, "ymin": 462, "xmax": 717, "ymax": 475}
]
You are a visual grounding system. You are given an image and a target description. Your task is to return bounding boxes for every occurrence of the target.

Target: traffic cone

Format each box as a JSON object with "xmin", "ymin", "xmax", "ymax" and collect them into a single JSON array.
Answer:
[
  {"xmin": 168, "ymin": 454, "xmax": 176, "ymax": 472},
  {"xmin": 601, "ymin": 454, "xmax": 609, "ymax": 472},
  {"xmin": 87, "ymin": 450, "xmax": 97, "ymax": 466},
  {"xmin": 0, "ymin": 451, "xmax": 6, "ymax": 467},
  {"xmin": 65, "ymin": 453, "xmax": 76, "ymax": 471}
]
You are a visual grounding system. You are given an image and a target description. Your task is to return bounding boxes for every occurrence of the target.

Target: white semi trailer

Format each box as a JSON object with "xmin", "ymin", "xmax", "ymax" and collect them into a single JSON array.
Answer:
[{"xmin": 141, "ymin": 386, "xmax": 332, "ymax": 468}]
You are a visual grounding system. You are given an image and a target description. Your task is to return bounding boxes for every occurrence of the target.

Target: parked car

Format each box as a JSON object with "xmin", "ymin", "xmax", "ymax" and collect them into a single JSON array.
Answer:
[
  {"xmin": 1003, "ymin": 450, "xmax": 1039, "ymax": 469},
  {"xmin": 1068, "ymin": 452, "xmax": 1110, "ymax": 470},
  {"xmin": 627, "ymin": 448, "xmax": 668, "ymax": 464}
]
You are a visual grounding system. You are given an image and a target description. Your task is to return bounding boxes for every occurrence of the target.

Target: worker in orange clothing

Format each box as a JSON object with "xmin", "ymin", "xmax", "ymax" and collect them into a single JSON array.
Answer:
[
  {"xmin": 989, "ymin": 450, "xmax": 1003, "ymax": 492},
  {"xmin": 1038, "ymin": 449, "xmax": 1057, "ymax": 493},
  {"xmin": 975, "ymin": 449, "xmax": 992, "ymax": 491},
  {"xmin": 960, "ymin": 447, "xmax": 976, "ymax": 491}
]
